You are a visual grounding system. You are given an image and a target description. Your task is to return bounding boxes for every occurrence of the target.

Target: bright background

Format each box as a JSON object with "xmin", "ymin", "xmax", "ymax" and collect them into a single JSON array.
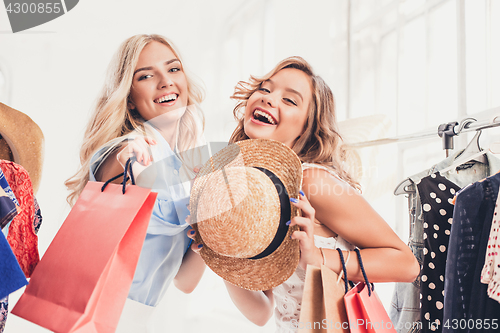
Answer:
[{"xmin": 1, "ymin": 0, "xmax": 500, "ymax": 332}]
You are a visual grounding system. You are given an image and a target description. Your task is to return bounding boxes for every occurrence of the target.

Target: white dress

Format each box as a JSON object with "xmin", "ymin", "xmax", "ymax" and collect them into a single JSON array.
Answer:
[{"xmin": 272, "ymin": 163, "xmax": 356, "ymax": 333}]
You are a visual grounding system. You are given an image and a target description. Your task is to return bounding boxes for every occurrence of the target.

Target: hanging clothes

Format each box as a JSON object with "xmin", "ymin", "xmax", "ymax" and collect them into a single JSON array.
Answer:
[
  {"xmin": 0, "ymin": 163, "xmax": 33, "ymax": 333},
  {"xmin": 0, "ymin": 168, "xmax": 18, "ymax": 233},
  {"xmin": 0, "ymin": 103, "xmax": 44, "ymax": 333},
  {"xmin": 0, "ymin": 173, "xmax": 27, "ymax": 300},
  {"xmin": 0, "ymin": 187, "xmax": 16, "ymax": 231},
  {"xmin": 480, "ymin": 191, "xmax": 500, "ymax": 303},
  {"xmin": 390, "ymin": 151, "xmax": 500, "ymax": 333},
  {"xmin": 33, "ymin": 197, "xmax": 42, "ymax": 235},
  {"xmin": 443, "ymin": 173, "xmax": 500, "ymax": 333},
  {"xmin": 0, "ymin": 160, "xmax": 39, "ymax": 277},
  {"xmin": 0, "ymin": 230, "xmax": 27, "ymax": 300},
  {"xmin": 0, "ymin": 230, "xmax": 28, "ymax": 333},
  {"xmin": 0, "ymin": 196, "xmax": 43, "ymax": 333},
  {"xmin": 417, "ymin": 173, "xmax": 460, "ymax": 330},
  {"xmin": 0, "ymin": 167, "xmax": 18, "ymax": 333}
]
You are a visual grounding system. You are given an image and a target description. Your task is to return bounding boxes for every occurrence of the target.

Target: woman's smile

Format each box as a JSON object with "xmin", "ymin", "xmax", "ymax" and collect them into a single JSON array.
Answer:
[
  {"xmin": 251, "ymin": 107, "xmax": 278, "ymax": 126},
  {"xmin": 129, "ymin": 41, "xmax": 188, "ymax": 123},
  {"xmin": 244, "ymin": 67, "xmax": 312, "ymax": 148}
]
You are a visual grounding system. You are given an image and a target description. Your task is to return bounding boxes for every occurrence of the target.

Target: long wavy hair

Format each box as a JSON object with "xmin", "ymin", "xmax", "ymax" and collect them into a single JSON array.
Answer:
[
  {"xmin": 65, "ymin": 34, "xmax": 205, "ymax": 205},
  {"xmin": 229, "ymin": 56, "xmax": 360, "ymax": 191}
]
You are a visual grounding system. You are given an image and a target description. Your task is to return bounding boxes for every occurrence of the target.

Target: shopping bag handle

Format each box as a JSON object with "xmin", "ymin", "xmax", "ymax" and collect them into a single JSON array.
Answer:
[
  {"xmin": 101, "ymin": 157, "xmax": 137, "ymax": 194},
  {"xmin": 354, "ymin": 248, "xmax": 374, "ymax": 296},
  {"xmin": 336, "ymin": 248, "xmax": 349, "ymax": 294},
  {"xmin": 336, "ymin": 248, "xmax": 374, "ymax": 296}
]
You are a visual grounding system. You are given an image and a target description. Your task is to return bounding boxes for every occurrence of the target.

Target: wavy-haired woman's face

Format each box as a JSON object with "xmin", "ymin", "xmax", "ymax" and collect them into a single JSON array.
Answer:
[
  {"xmin": 129, "ymin": 41, "xmax": 188, "ymax": 125},
  {"xmin": 244, "ymin": 68, "xmax": 312, "ymax": 147}
]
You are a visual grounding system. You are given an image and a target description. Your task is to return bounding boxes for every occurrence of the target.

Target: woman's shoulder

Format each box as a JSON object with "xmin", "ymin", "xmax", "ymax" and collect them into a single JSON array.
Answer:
[
  {"xmin": 301, "ymin": 163, "xmax": 358, "ymax": 198},
  {"xmin": 302, "ymin": 162, "xmax": 337, "ymax": 175},
  {"xmin": 302, "ymin": 163, "xmax": 346, "ymax": 184}
]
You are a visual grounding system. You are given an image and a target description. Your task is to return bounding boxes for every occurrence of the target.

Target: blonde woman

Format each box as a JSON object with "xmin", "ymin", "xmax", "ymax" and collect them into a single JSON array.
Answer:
[
  {"xmin": 191, "ymin": 57, "xmax": 419, "ymax": 332},
  {"xmin": 66, "ymin": 34, "xmax": 205, "ymax": 331}
]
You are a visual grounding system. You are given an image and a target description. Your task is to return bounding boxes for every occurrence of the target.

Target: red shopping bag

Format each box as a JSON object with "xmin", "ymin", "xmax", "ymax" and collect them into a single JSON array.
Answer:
[
  {"xmin": 344, "ymin": 249, "xmax": 396, "ymax": 333},
  {"xmin": 12, "ymin": 158, "xmax": 156, "ymax": 333}
]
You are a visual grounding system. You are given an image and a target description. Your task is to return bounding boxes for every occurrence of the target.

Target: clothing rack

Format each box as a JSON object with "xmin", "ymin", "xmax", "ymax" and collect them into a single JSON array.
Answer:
[{"xmin": 346, "ymin": 108, "xmax": 500, "ymax": 151}]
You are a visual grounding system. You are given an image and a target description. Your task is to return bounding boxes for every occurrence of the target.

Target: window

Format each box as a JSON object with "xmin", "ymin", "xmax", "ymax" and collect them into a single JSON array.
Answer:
[{"xmin": 344, "ymin": 0, "xmax": 500, "ymax": 238}]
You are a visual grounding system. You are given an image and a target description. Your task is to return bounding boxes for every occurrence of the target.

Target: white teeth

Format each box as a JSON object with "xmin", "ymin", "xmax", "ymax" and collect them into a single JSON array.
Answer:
[
  {"xmin": 253, "ymin": 110, "xmax": 276, "ymax": 125},
  {"xmin": 155, "ymin": 94, "xmax": 177, "ymax": 103}
]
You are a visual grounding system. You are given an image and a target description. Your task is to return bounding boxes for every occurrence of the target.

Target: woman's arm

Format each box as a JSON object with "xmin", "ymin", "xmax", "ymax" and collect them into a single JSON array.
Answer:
[
  {"xmin": 94, "ymin": 137, "xmax": 155, "ymax": 182},
  {"xmin": 184, "ymin": 228, "xmax": 274, "ymax": 325},
  {"xmin": 94, "ymin": 148, "xmax": 124, "ymax": 182},
  {"xmin": 173, "ymin": 245, "xmax": 206, "ymax": 294},
  {"xmin": 224, "ymin": 282, "xmax": 274, "ymax": 327},
  {"xmin": 292, "ymin": 168, "xmax": 419, "ymax": 283}
]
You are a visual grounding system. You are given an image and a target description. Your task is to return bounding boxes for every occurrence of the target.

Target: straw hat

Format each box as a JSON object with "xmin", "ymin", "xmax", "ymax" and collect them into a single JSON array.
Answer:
[
  {"xmin": 190, "ymin": 139, "xmax": 302, "ymax": 291},
  {"xmin": 0, "ymin": 103, "xmax": 44, "ymax": 194}
]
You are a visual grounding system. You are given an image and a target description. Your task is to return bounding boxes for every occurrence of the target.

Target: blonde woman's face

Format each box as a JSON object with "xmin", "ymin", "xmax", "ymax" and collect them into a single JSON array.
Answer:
[
  {"xmin": 244, "ymin": 68, "xmax": 312, "ymax": 148},
  {"xmin": 129, "ymin": 41, "xmax": 188, "ymax": 125}
]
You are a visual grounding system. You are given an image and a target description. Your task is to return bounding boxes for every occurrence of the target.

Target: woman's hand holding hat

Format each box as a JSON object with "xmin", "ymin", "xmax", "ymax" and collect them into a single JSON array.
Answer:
[
  {"xmin": 187, "ymin": 227, "xmax": 203, "ymax": 253},
  {"xmin": 190, "ymin": 165, "xmax": 201, "ymax": 187},
  {"xmin": 288, "ymin": 190, "xmax": 323, "ymax": 270}
]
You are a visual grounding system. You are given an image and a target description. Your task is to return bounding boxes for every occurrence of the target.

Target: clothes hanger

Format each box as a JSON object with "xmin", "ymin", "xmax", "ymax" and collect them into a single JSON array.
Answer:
[
  {"xmin": 395, "ymin": 120, "xmax": 463, "ymax": 196},
  {"xmin": 394, "ymin": 178, "xmax": 414, "ymax": 196},
  {"xmin": 439, "ymin": 116, "xmax": 500, "ymax": 175},
  {"xmin": 439, "ymin": 138, "xmax": 497, "ymax": 175},
  {"xmin": 394, "ymin": 118, "xmax": 486, "ymax": 195},
  {"xmin": 447, "ymin": 117, "xmax": 486, "ymax": 163}
]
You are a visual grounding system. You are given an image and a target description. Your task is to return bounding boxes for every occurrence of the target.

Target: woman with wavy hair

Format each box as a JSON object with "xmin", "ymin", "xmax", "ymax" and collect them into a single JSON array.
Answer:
[
  {"xmin": 208, "ymin": 56, "xmax": 420, "ymax": 332},
  {"xmin": 66, "ymin": 34, "xmax": 206, "ymax": 331}
]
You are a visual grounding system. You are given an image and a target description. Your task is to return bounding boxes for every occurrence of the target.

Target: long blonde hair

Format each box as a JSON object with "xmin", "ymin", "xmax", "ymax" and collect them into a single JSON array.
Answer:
[
  {"xmin": 66, "ymin": 34, "xmax": 205, "ymax": 205},
  {"xmin": 230, "ymin": 56, "xmax": 360, "ymax": 191}
]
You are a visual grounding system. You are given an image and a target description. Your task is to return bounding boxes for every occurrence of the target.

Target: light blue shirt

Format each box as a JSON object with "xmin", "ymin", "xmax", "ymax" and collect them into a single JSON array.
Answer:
[{"xmin": 89, "ymin": 126, "xmax": 191, "ymax": 306}]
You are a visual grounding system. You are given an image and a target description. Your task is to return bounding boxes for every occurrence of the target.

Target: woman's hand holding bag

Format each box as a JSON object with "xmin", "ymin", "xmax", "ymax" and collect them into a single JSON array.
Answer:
[{"xmin": 343, "ymin": 248, "xmax": 397, "ymax": 333}]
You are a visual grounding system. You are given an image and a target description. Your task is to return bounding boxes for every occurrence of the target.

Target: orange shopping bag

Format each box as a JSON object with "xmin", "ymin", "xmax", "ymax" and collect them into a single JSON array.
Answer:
[
  {"xmin": 344, "ymin": 249, "xmax": 396, "ymax": 333},
  {"xmin": 299, "ymin": 263, "xmax": 350, "ymax": 333},
  {"xmin": 12, "ymin": 158, "xmax": 157, "ymax": 333}
]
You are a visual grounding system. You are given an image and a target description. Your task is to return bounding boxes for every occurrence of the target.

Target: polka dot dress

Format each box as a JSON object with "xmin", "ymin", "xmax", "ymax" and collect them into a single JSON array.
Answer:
[
  {"xmin": 480, "ymin": 186, "xmax": 500, "ymax": 303},
  {"xmin": 416, "ymin": 173, "xmax": 460, "ymax": 332}
]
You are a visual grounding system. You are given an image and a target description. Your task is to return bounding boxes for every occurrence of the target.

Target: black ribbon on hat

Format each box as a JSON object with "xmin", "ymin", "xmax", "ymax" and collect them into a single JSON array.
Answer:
[{"xmin": 248, "ymin": 167, "xmax": 292, "ymax": 260}]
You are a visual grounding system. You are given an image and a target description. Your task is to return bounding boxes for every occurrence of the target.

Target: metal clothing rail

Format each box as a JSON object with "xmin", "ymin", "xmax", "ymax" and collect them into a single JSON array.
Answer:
[
  {"xmin": 345, "ymin": 129, "xmax": 437, "ymax": 148},
  {"xmin": 346, "ymin": 114, "xmax": 500, "ymax": 149}
]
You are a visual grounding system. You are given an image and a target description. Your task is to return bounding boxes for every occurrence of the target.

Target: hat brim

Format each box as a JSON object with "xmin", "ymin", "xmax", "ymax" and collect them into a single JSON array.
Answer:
[
  {"xmin": 190, "ymin": 139, "xmax": 302, "ymax": 291},
  {"xmin": 0, "ymin": 103, "xmax": 44, "ymax": 194}
]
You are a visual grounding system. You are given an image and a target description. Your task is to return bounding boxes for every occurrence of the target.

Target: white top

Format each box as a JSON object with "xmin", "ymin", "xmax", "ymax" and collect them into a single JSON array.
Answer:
[{"xmin": 272, "ymin": 163, "xmax": 355, "ymax": 333}]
